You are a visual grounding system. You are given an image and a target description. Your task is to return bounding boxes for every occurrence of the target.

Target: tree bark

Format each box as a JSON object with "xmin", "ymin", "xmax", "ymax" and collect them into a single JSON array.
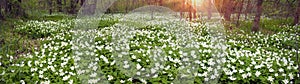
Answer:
[
  {"xmin": 223, "ymin": 0, "xmax": 233, "ymax": 21},
  {"xmin": 294, "ymin": 0, "xmax": 300, "ymax": 25},
  {"xmin": 0, "ymin": 11, "xmax": 4, "ymax": 20},
  {"xmin": 0, "ymin": 0, "xmax": 5, "ymax": 20},
  {"xmin": 48, "ymin": 0, "xmax": 53, "ymax": 15},
  {"xmin": 207, "ymin": 0, "xmax": 212, "ymax": 20},
  {"xmin": 252, "ymin": 0, "xmax": 263, "ymax": 32},
  {"xmin": 159, "ymin": 0, "xmax": 163, "ymax": 6},
  {"xmin": 70, "ymin": 0, "xmax": 79, "ymax": 14},
  {"xmin": 57, "ymin": 0, "xmax": 62, "ymax": 12},
  {"xmin": 63, "ymin": 0, "xmax": 66, "ymax": 6},
  {"xmin": 180, "ymin": 0, "xmax": 185, "ymax": 20},
  {"xmin": 17, "ymin": 0, "xmax": 25, "ymax": 17},
  {"xmin": 245, "ymin": 0, "xmax": 251, "ymax": 20},
  {"xmin": 80, "ymin": 0, "xmax": 85, "ymax": 6},
  {"xmin": 237, "ymin": 0, "xmax": 245, "ymax": 26}
]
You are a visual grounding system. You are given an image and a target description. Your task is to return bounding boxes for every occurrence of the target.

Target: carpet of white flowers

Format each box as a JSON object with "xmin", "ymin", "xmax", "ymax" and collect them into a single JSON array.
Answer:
[{"xmin": 0, "ymin": 14, "xmax": 300, "ymax": 84}]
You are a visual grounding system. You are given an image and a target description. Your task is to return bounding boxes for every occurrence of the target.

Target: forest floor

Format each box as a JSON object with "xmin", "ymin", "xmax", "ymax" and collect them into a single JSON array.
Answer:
[{"xmin": 0, "ymin": 14, "xmax": 299, "ymax": 84}]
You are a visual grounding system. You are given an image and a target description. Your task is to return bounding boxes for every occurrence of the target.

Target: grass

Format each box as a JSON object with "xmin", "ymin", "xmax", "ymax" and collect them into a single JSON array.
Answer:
[
  {"xmin": 0, "ymin": 13, "xmax": 73, "ymax": 59},
  {"xmin": 0, "ymin": 19, "xmax": 39, "ymax": 58},
  {"xmin": 228, "ymin": 17, "xmax": 298, "ymax": 35}
]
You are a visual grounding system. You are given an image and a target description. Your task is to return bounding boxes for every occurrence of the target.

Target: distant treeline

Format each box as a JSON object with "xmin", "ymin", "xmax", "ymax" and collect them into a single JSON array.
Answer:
[{"xmin": 1, "ymin": 0, "xmax": 299, "ymax": 32}]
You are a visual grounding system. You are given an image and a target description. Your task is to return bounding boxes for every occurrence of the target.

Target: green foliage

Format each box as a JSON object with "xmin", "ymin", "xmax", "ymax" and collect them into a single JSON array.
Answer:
[
  {"xmin": 14, "ymin": 19, "xmax": 74, "ymax": 39},
  {"xmin": 1, "ymin": 14, "xmax": 299, "ymax": 84},
  {"xmin": 98, "ymin": 18, "xmax": 119, "ymax": 29}
]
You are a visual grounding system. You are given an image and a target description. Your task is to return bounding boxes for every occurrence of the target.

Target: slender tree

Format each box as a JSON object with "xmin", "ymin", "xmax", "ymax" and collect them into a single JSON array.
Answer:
[
  {"xmin": 0, "ymin": 0, "xmax": 5, "ymax": 20},
  {"xmin": 223, "ymin": 0, "xmax": 233, "ymax": 21},
  {"xmin": 57, "ymin": 0, "xmax": 62, "ymax": 12},
  {"xmin": 207, "ymin": 0, "xmax": 213, "ymax": 20},
  {"xmin": 244, "ymin": 0, "xmax": 251, "ymax": 20},
  {"xmin": 48, "ymin": 0, "xmax": 53, "ymax": 14},
  {"xmin": 17, "ymin": 0, "xmax": 26, "ymax": 17},
  {"xmin": 159, "ymin": 0, "xmax": 163, "ymax": 6},
  {"xmin": 180, "ymin": 0, "xmax": 185, "ymax": 20},
  {"xmin": 237, "ymin": 0, "xmax": 245, "ymax": 26},
  {"xmin": 294, "ymin": 0, "xmax": 300, "ymax": 25},
  {"xmin": 0, "ymin": 10, "xmax": 3, "ymax": 20},
  {"xmin": 70, "ymin": 0, "xmax": 79, "ymax": 14},
  {"xmin": 252, "ymin": 0, "xmax": 263, "ymax": 32},
  {"xmin": 80, "ymin": 0, "xmax": 85, "ymax": 6}
]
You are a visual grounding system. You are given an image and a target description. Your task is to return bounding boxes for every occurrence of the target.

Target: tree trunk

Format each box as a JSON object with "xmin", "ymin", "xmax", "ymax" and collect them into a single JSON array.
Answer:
[
  {"xmin": 57, "ymin": 0, "xmax": 62, "ymax": 12},
  {"xmin": 159, "ymin": 0, "xmax": 163, "ymax": 6},
  {"xmin": 125, "ymin": 0, "xmax": 129, "ymax": 13},
  {"xmin": 223, "ymin": 0, "xmax": 233, "ymax": 21},
  {"xmin": 0, "ymin": 11, "xmax": 4, "ymax": 20},
  {"xmin": 17, "ymin": 0, "xmax": 24, "ymax": 17},
  {"xmin": 70, "ymin": 0, "xmax": 79, "ymax": 14},
  {"xmin": 63, "ymin": 0, "xmax": 66, "ymax": 6},
  {"xmin": 0, "ymin": 0, "xmax": 5, "ymax": 20},
  {"xmin": 252, "ymin": 0, "xmax": 263, "ymax": 32},
  {"xmin": 294, "ymin": 0, "xmax": 300, "ymax": 25},
  {"xmin": 180, "ymin": 0, "xmax": 185, "ymax": 20},
  {"xmin": 245, "ymin": 0, "xmax": 251, "ymax": 20},
  {"xmin": 80, "ymin": 0, "xmax": 85, "ymax": 6},
  {"xmin": 207, "ymin": 0, "xmax": 212, "ymax": 20},
  {"xmin": 189, "ymin": 5, "xmax": 192, "ymax": 21},
  {"xmin": 237, "ymin": 0, "xmax": 245, "ymax": 26},
  {"xmin": 48, "ymin": 0, "xmax": 53, "ymax": 15}
]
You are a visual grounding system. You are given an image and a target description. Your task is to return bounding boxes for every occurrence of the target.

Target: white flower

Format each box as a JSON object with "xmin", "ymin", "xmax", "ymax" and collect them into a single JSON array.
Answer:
[
  {"xmin": 63, "ymin": 75, "xmax": 70, "ymax": 81},
  {"xmin": 267, "ymin": 76, "xmax": 274, "ymax": 82},
  {"xmin": 275, "ymin": 73, "xmax": 278, "ymax": 77},
  {"xmin": 279, "ymin": 68, "xmax": 284, "ymax": 73},
  {"xmin": 269, "ymin": 68, "xmax": 274, "ymax": 72},
  {"xmin": 31, "ymin": 68, "xmax": 38, "ymax": 72},
  {"xmin": 108, "ymin": 75, "xmax": 114, "ymax": 80},
  {"xmin": 120, "ymin": 80, "xmax": 125, "ymax": 83},
  {"xmin": 88, "ymin": 79, "xmax": 98, "ymax": 84},
  {"xmin": 282, "ymin": 79, "xmax": 289, "ymax": 84},
  {"xmin": 202, "ymin": 72, "xmax": 208, "ymax": 77},
  {"xmin": 204, "ymin": 78, "xmax": 209, "ymax": 81},
  {"xmin": 39, "ymin": 71, "xmax": 44, "ymax": 74},
  {"xmin": 208, "ymin": 60, "xmax": 215, "ymax": 66},
  {"xmin": 246, "ymin": 67, "xmax": 251, "ymax": 71},
  {"xmin": 90, "ymin": 72, "xmax": 97, "ymax": 77},
  {"xmin": 20, "ymin": 80, "xmax": 25, "ymax": 84},
  {"xmin": 210, "ymin": 75, "xmax": 216, "ymax": 79},
  {"xmin": 28, "ymin": 61, "xmax": 32, "ymax": 67},
  {"xmin": 41, "ymin": 80, "xmax": 50, "ymax": 84},
  {"xmin": 68, "ymin": 80, "xmax": 73, "ymax": 84},
  {"xmin": 140, "ymin": 79, "xmax": 147, "ymax": 83},
  {"xmin": 288, "ymin": 73, "xmax": 294, "ymax": 79},
  {"xmin": 132, "ymin": 55, "xmax": 136, "ymax": 59},
  {"xmin": 239, "ymin": 61, "xmax": 244, "ymax": 65},
  {"xmin": 151, "ymin": 68, "xmax": 157, "ymax": 74},
  {"xmin": 136, "ymin": 72, "xmax": 141, "ymax": 75},
  {"xmin": 255, "ymin": 71, "xmax": 261, "ymax": 77},
  {"xmin": 123, "ymin": 64, "xmax": 130, "ymax": 69},
  {"xmin": 287, "ymin": 66, "xmax": 291, "ymax": 70},
  {"xmin": 251, "ymin": 61, "xmax": 256, "ymax": 65},
  {"xmin": 127, "ymin": 78, "xmax": 133, "ymax": 81},
  {"xmin": 242, "ymin": 74, "xmax": 248, "ymax": 79},
  {"xmin": 207, "ymin": 67, "xmax": 213, "ymax": 72},
  {"xmin": 136, "ymin": 64, "xmax": 142, "ymax": 70},
  {"xmin": 239, "ymin": 69, "xmax": 244, "ymax": 73},
  {"xmin": 282, "ymin": 73, "xmax": 286, "ymax": 76},
  {"xmin": 92, "ymin": 66, "xmax": 98, "ymax": 71},
  {"xmin": 229, "ymin": 76, "xmax": 236, "ymax": 80}
]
